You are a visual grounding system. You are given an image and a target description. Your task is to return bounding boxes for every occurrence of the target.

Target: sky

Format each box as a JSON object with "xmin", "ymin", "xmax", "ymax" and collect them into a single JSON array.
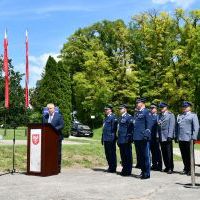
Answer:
[{"xmin": 0, "ymin": 0, "xmax": 199, "ymax": 88}]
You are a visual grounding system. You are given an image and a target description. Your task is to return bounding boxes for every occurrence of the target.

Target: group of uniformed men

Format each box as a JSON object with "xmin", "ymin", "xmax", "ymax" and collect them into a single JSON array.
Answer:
[{"xmin": 102, "ymin": 98, "xmax": 200, "ymax": 179}]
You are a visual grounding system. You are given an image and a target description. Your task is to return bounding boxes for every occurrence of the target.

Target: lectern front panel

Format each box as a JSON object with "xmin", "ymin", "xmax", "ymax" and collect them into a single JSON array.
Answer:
[{"xmin": 30, "ymin": 129, "xmax": 42, "ymax": 172}]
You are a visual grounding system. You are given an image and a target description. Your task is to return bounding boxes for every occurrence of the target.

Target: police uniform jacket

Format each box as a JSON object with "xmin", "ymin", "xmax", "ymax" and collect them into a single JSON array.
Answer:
[
  {"xmin": 176, "ymin": 111, "xmax": 199, "ymax": 141},
  {"xmin": 133, "ymin": 108, "xmax": 152, "ymax": 141},
  {"xmin": 150, "ymin": 113, "xmax": 158, "ymax": 140},
  {"xmin": 158, "ymin": 111, "xmax": 175, "ymax": 142},
  {"xmin": 102, "ymin": 113, "xmax": 118, "ymax": 142},
  {"xmin": 118, "ymin": 113, "xmax": 133, "ymax": 144}
]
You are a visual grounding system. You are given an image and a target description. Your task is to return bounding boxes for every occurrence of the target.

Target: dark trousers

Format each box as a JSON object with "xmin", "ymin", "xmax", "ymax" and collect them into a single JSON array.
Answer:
[
  {"xmin": 179, "ymin": 141, "xmax": 191, "ymax": 172},
  {"xmin": 58, "ymin": 139, "xmax": 62, "ymax": 172},
  {"xmin": 134, "ymin": 143, "xmax": 141, "ymax": 168},
  {"xmin": 104, "ymin": 141, "xmax": 117, "ymax": 171},
  {"xmin": 160, "ymin": 141, "xmax": 174, "ymax": 171},
  {"xmin": 119, "ymin": 143, "xmax": 132, "ymax": 175},
  {"xmin": 150, "ymin": 139, "xmax": 162, "ymax": 170},
  {"xmin": 135, "ymin": 140, "xmax": 151, "ymax": 177}
]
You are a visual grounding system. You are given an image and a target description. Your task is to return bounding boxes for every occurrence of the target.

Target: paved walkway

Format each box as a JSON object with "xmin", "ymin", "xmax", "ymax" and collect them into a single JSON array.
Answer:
[{"xmin": 0, "ymin": 162, "xmax": 200, "ymax": 200}]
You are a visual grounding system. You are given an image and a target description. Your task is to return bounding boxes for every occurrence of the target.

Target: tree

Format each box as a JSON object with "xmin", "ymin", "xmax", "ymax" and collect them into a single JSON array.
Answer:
[
  {"xmin": 0, "ymin": 56, "xmax": 27, "ymax": 127},
  {"xmin": 60, "ymin": 9, "xmax": 200, "ymax": 126},
  {"xmin": 31, "ymin": 56, "xmax": 72, "ymax": 136}
]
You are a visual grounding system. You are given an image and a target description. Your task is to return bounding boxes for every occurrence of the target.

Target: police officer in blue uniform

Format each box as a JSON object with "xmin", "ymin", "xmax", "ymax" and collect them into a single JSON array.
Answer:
[
  {"xmin": 134, "ymin": 107, "xmax": 141, "ymax": 169},
  {"xmin": 176, "ymin": 101, "xmax": 199, "ymax": 175},
  {"xmin": 102, "ymin": 104, "xmax": 118, "ymax": 173},
  {"xmin": 149, "ymin": 103, "xmax": 162, "ymax": 171},
  {"xmin": 158, "ymin": 102, "xmax": 175, "ymax": 174},
  {"xmin": 133, "ymin": 98, "xmax": 152, "ymax": 179},
  {"xmin": 118, "ymin": 104, "xmax": 133, "ymax": 176}
]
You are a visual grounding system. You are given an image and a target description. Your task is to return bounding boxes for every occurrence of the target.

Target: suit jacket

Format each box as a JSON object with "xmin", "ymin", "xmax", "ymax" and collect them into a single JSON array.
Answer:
[
  {"xmin": 43, "ymin": 112, "xmax": 64, "ymax": 139},
  {"xmin": 158, "ymin": 111, "xmax": 175, "ymax": 142},
  {"xmin": 176, "ymin": 111, "xmax": 199, "ymax": 141},
  {"xmin": 102, "ymin": 113, "xmax": 118, "ymax": 142}
]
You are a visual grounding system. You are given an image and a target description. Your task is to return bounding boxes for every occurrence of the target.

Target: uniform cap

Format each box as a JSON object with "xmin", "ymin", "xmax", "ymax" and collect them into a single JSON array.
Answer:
[
  {"xmin": 182, "ymin": 101, "xmax": 192, "ymax": 108},
  {"xmin": 136, "ymin": 97, "xmax": 146, "ymax": 103},
  {"xmin": 150, "ymin": 103, "xmax": 157, "ymax": 109},
  {"xmin": 119, "ymin": 104, "xmax": 128, "ymax": 109},
  {"xmin": 104, "ymin": 104, "xmax": 113, "ymax": 110},
  {"xmin": 158, "ymin": 102, "xmax": 168, "ymax": 108}
]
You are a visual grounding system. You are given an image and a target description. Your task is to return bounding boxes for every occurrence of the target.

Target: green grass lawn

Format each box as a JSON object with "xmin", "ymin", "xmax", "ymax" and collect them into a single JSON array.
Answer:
[
  {"xmin": 0, "ymin": 127, "xmax": 27, "ymax": 140},
  {"xmin": 0, "ymin": 127, "xmax": 184, "ymax": 172}
]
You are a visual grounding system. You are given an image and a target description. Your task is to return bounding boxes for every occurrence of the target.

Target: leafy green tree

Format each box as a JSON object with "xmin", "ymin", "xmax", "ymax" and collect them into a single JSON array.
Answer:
[
  {"xmin": 0, "ymin": 56, "xmax": 27, "ymax": 127},
  {"xmin": 60, "ymin": 9, "xmax": 200, "ymax": 126},
  {"xmin": 31, "ymin": 56, "xmax": 72, "ymax": 136}
]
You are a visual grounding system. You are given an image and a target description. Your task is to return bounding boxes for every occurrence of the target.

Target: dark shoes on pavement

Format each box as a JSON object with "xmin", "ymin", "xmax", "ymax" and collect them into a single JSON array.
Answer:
[
  {"xmin": 167, "ymin": 169, "xmax": 173, "ymax": 174},
  {"xmin": 141, "ymin": 175, "xmax": 150, "ymax": 179},
  {"xmin": 163, "ymin": 168, "xmax": 173, "ymax": 174},
  {"xmin": 181, "ymin": 170, "xmax": 191, "ymax": 176},
  {"xmin": 104, "ymin": 168, "xmax": 116, "ymax": 173},
  {"xmin": 151, "ymin": 166, "xmax": 162, "ymax": 171},
  {"xmin": 120, "ymin": 171, "xmax": 132, "ymax": 176},
  {"xmin": 137, "ymin": 173, "xmax": 150, "ymax": 179}
]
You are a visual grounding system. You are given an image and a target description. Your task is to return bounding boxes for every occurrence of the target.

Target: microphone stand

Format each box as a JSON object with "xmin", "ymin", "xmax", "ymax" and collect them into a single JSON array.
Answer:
[
  {"xmin": 11, "ymin": 126, "xmax": 16, "ymax": 174},
  {"xmin": 9, "ymin": 122, "xmax": 18, "ymax": 175}
]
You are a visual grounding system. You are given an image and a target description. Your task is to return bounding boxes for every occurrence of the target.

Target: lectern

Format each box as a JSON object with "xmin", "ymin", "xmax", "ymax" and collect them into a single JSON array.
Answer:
[{"xmin": 27, "ymin": 123, "xmax": 60, "ymax": 176}]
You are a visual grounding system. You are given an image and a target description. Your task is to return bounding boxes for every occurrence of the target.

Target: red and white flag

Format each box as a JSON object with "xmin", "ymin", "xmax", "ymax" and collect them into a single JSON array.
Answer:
[
  {"xmin": 25, "ymin": 30, "xmax": 29, "ymax": 108},
  {"xmin": 3, "ymin": 29, "xmax": 9, "ymax": 109}
]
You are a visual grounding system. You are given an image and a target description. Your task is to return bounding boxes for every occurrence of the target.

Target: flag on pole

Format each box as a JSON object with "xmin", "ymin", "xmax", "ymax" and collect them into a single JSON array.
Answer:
[
  {"xmin": 3, "ymin": 29, "xmax": 9, "ymax": 109},
  {"xmin": 25, "ymin": 30, "xmax": 29, "ymax": 108}
]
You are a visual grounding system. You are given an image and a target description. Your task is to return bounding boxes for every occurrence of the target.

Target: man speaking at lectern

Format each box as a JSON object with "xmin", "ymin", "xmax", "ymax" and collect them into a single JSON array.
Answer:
[{"xmin": 43, "ymin": 103, "xmax": 64, "ymax": 173}]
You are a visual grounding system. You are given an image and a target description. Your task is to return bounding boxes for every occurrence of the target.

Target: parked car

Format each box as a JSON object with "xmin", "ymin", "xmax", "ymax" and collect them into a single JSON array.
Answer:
[{"xmin": 71, "ymin": 120, "xmax": 93, "ymax": 137}]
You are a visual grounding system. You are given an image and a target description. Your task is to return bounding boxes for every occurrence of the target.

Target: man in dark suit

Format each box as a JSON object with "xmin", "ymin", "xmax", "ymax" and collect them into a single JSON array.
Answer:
[{"xmin": 43, "ymin": 103, "xmax": 64, "ymax": 172}]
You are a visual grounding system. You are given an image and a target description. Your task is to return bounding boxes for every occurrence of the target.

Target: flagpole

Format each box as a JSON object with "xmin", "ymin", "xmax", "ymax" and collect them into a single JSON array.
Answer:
[
  {"xmin": 3, "ymin": 29, "xmax": 9, "ymax": 136},
  {"xmin": 25, "ymin": 29, "xmax": 29, "ymax": 108},
  {"xmin": 25, "ymin": 30, "xmax": 29, "ymax": 136}
]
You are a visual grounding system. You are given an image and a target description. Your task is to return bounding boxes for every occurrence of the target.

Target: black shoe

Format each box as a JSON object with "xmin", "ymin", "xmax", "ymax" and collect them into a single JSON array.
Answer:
[
  {"xmin": 108, "ymin": 170, "xmax": 116, "ymax": 173},
  {"xmin": 135, "ymin": 173, "xmax": 143, "ymax": 178},
  {"xmin": 163, "ymin": 168, "xmax": 169, "ymax": 172},
  {"xmin": 105, "ymin": 169, "xmax": 116, "ymax": 173},
  {"xmin": 167, "ymin": 169, "xmax": 173, "ymax": 174},
  {"xmin": 151, "ymin": 166, "xmax": 162, "ymax": 171},
  {"xmin": 141, "ymin": 175, "xmax": 150, "ymax": 179},
  {"xmin": 187, "ymin": 171, "xmax": 191, "ymax": 176},
  {"xmin": 180, "ymin": 170, "xmax": 187, "ymax": 175},
  {"xmin": 120, "ymin": 172, "xmax": 131, "ymax": 177}
]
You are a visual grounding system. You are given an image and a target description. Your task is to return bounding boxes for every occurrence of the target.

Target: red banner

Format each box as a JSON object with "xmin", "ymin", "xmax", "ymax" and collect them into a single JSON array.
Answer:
[
  {"xmin": 25, "ymin": 30, "xmax": 29, "ymax": 108},
  {"xmin": 3, "ymin": 30, "xmax": 9, "ymax": 109}
]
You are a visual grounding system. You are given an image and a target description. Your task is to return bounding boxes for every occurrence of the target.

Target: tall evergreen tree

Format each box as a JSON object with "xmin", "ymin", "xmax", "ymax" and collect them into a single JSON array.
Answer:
[{"xmin": 31, "ymin": 56, "xmax": 72, "ymax": 136}]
